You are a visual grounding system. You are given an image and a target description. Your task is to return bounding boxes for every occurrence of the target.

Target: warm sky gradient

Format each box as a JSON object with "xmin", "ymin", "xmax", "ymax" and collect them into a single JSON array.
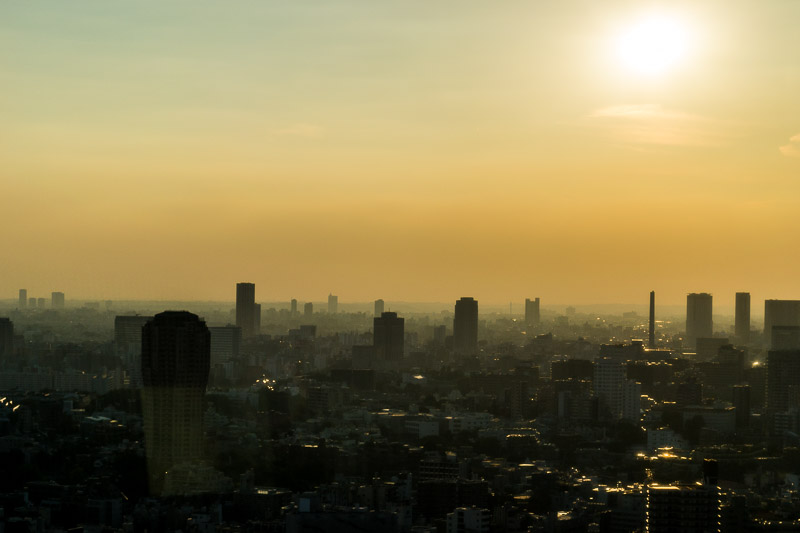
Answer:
[{"xmin": 2, "ymin": 1, "xmax": 799, "ymax": 306}]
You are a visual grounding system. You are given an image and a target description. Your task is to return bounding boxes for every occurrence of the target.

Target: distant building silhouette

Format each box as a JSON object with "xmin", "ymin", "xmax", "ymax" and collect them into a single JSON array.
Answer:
[
  {"xmin": 253, "ymin": 303, "xmax": 261, "ymax": 335},
  {"xmin": 764, "ymin": 299, "xmax": 800, "ymax": 349},
  {"xmin": 51, "ymin": 291, "xmax": 65, "ymax": 309},
  {"xmin": 304, "ymin": 302, "xmax": 313, "ymax": 318},
  {"xmin": 18, "ymin": 289, "xmax": 26, "ymax": 309},
  {"xmin": 433, "ymin": 325, "xmax": 447, "ymax": 346},
  {"xmin": 28, "ymin": 297, "xmax": 36, "ymax": 309},
  {"xmin": 524, "ymin": 298, "xmax": 540, "ymax": 327},
  {"xmin": 209, "ymin": 325, "xmax": 242, "ymax": 366},
  {"xmin": 454, "ymin": 297, "xmax": 478, "ymax": 355},
  {"xmin": 373, "ymin": 311, "xmax": 404, "ymax": 363},
  {"xmin": 374, "ymin": 299, "xmax": 385, "ymax": 317},
  {"xmin": 141, "ymin": 311, "xmax": 210, "ymax": 496},
  {"xmin": 235, "ymin": 282, "xmax": 256, "ymax": 337},
  {"xmin": 328, "ymin": 294, "xmax": 338, "ymax": 314},
  {"xmin": 290, "ymin": 298, "xmax": 298, "ymax": 317},
  {"xmin": 36, "ymin": 297, "xmax": 46, "ymax": 309},
  {"xmin": 115, "ymin": 315, "xmax": 153, "ymax": 387},
  {"xmin": 686, "ymin": 293, "xmax": 713, "ymax": 347},
  {"xmin": 594, "ymin": 357, "xmax": 625, "ymax": 419},
  {"xmin": 649, "ymin": 291, "xmax": 655, "ymax": 348},
  {"xmin": 735, "ymin": 292, "xmax": 750, "ymax": 345}
]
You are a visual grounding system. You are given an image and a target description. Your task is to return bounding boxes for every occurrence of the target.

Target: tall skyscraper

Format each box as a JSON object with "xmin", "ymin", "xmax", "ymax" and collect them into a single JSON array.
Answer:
[
  {"xmin": 235, "ymin": 282, "xmax": 256, "ymax": 337},
  {"xmin": 18, "ymin": 289, "xmax": 27, "ymax": 309},
  {"xmin": 648, "ymin": 291, "xmax": 655, "ymax": 349},
  {"xmin": 51, "ymin": 291, "xmax": 65, "ymax": 309},
  {"xmin": 36, "ymin": 297, "xmax": 46, "ymax": 309},
  {"xmin": 141, "ymin": 311, "xmax": 210, "ymax": 496},
  {"xmin": 735, "ymin": 292, "xmax": 751, "ymax": 346},
  {"xmin": 525, "ymin": 298, "xmax": 540, "ymax": 327},
  {"xmin": 304, "ymin": 302, "xmax": 313, "ymax": 318},
  {"xmin": 453, "ymin": 297, "xmax": 478, "ymax": 355},
  {"xmin": 686, "ymin": 293, "xmax": 713, "ymax": 347},
  {"xmin": 373, "ymin": 311, "xmax": 404, "ymax": 362},
  {"xmin": 764, "ymin": 299, "xmax": 800, "ymax": 349},
  {"xmin": 374, "ymin": 299, "xmax": 385, "ymax": 317},
  {"xmin": 290, "ymin": 298, "xmax": 298, "ymax": 317},
  {"xmin": 328, "ymin": 293, "xmax": 338, "ymax": 314},
  {"xmin": 28, "ymin": 297, "xmax": 36, "ymax": 309}
]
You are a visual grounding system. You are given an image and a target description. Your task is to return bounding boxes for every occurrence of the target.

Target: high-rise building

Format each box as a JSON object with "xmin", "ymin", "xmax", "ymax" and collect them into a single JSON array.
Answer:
[
  {"xmin": 290, "ymin": 299, "xmax": 298, "ymax": 317},
  {"xmin": 0, "ymin": 318, "xmax": 14, "ymax": 358},
  {"xmin": 764, "ymin": 300, "xmax": 800, "ymax": 349},
  {"xmin": 686, "ymin": 293, "xmax": 713, "ymax": 347},
  {"xmin": 735, "ymin": 292, "xmax": 750, "ymax": 345},
  {"xmin": 772, "ymin": 326, "xmax": 800, "ymax": 351},
  {"xmin": 649, "ymin": 291, "xmax": 655, "ymax": 348},
  {"xmin": 374, "ymin": 299, "xmax": 385, "ymax": 317},
  {"xmin": 373, "ymin": 311, "xmax": 404, "ymax": 362},
  {"xmin": 235, "ymin": 282, "xmax": 256, "ymax": 337},
  {"xmin": 622, "ymin": 380, "xmax": 642, "ymax": 421},
  {"xmin": 253, "ymin": 303, "xmax": 261, "ymax": 335},
  {"xmin": 51, "ymin": 291, "xmax": 65, "ymax": 309},
  {"xmin": 141, "ymin": 311, "xmax": 210, "ymax": 496},
  {"xmin": 766, "ymin": 326, "xmax": 800, "ymax": 427},
  {"xmin": 18, "ymin": 289, "xmax": 27, "ymax": 309},
  {"xmin": 328, "ymin": 294, "xmax": 338, "ymax": 314},
  {"xmin": 37, "ymin": 297, "xmax": 46, "ymax": 309},
  {"xmin": 209, "ymin": 325, "xmax": 242, "ymax": 366},
  {"xmin": 453, "ymin": 297, "xmax": 478, "ymax": 355},
  {"xmin": 594, "ymin": 357, "xmax": 626, "ymax": 419},
  {"xmin": 304, "ymin": 302, "xmax": 313, "ymax": 318},
  {"xmin": 28, "ymin": 297, "xmax": 36, "ymax": 309},
  {"xmin": 732, "ymin": 385, "xmax": 751, "ymax": 429},
  {"xmin": 524, "ymin": 298, "xmax": 540, "ymax": 327}
]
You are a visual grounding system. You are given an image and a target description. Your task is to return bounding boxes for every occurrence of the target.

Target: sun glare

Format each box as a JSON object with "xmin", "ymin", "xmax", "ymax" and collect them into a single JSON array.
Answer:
[{"xmin": 615, "ymin": 14, "xmax": 692, "ymax": 76}]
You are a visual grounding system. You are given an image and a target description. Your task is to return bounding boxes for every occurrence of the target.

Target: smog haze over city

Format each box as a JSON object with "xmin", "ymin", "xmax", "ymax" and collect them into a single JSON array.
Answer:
[
  {"xmin": 3, "ymin": 2, "xmax": 800, "ymax": 533},
  {"xmin": 3, "ymin": 1, "xmax": 800, "ymax": 306}
]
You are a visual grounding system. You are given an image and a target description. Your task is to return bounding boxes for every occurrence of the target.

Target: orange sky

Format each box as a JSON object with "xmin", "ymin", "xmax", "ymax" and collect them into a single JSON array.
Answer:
[{"xmin": 2, "ymin": 1, "xmax": 799, "ymax": 305}]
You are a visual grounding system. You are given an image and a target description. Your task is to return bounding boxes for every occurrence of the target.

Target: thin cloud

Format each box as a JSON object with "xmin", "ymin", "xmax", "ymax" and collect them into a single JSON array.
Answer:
[
  {"xmin": 275, "ymin": 123, "xmax": 323, "ymax": 138},
  {"xmin": 589, "ymin": 104, "xmax": 737, "ymax": 147},
  {"xmin": 779, "ymin": 134, "xmax": 800, "ymax": 158}
]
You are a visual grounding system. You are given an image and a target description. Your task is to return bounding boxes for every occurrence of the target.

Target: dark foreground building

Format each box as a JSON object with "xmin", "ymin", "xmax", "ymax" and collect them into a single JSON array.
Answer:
[{"xmin": 141, "ymin": 311, "xmax": 210, "ymax": 495}]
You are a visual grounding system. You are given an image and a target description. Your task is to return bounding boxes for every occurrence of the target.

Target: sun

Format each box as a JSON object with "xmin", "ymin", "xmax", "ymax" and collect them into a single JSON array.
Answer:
[{"xmin": 615, "ymin": 14, "xmax": 692, "ymax": 76}]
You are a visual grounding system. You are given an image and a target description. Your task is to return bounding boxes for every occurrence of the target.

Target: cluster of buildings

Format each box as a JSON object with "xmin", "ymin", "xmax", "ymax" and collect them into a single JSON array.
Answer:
[
  {"xmin": 16, "ymin": 289, "xmax": 65, "ymax": 311},
  {"xmin": 1, "ymin": 286, "xmax": 800, "ymax": 531}
]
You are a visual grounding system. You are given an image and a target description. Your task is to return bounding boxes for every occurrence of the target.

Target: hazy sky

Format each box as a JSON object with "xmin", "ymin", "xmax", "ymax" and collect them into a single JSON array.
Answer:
[{"xmin": 2, "ymin": 1, "xmax": 799, "ymax": 306}]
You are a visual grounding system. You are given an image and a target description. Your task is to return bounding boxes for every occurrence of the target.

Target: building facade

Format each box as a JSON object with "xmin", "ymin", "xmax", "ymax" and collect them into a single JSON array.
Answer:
[
  {"xmin": 454, "ymin": 297, "xmax": 478, "ymax": 355},
  {"xmin": 141, "ymin": 311, "xmax": 211, "ymax": 495}
]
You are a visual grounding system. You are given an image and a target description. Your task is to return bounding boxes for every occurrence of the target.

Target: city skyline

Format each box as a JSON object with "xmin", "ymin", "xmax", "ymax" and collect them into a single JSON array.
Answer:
[
  {"xmin": 2, "ymin": 1, "xmax": 799, "ymax": 304},
  {"xmin": 3, "ymin": 2, "xmax": 800, "ymax": 528},
  {"xmin": 2, "ymin": 286, "xmax": 795, "ymax": 318}
]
